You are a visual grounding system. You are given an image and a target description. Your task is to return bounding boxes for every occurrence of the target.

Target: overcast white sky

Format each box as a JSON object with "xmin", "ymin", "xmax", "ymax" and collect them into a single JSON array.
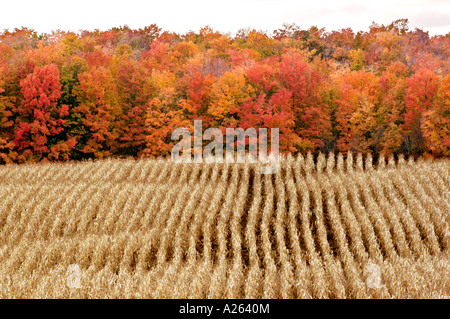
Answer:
[{"xmin": 1, "ymin": 0, "xmax": 449, "ymax": 36}]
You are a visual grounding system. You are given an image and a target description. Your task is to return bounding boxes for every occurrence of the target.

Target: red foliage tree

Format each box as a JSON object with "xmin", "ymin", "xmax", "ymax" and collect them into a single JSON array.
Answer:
[
  {"xmin": 14, "ymin": 64, "xmax": 76, "ymax": 162},
  {"xmin": 279, "ymin": 50, "xmax": 331, "ymax": 151},
  {"xmin": 403, "ymin": 67, "xmax": 439, "ymax": 154}
]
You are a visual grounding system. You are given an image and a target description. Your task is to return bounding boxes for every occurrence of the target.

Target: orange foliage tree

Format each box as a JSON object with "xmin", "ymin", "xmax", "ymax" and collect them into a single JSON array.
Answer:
[{"xmin": 335, "ymin": 70, "xmax": 381, "ymax": 153}]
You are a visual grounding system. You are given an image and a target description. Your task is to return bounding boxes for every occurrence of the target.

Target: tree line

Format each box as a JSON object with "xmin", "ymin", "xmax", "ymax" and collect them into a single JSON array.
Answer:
[{"xmin": 0, "ymin": 19, "xmax": 448, "ymax": 163}]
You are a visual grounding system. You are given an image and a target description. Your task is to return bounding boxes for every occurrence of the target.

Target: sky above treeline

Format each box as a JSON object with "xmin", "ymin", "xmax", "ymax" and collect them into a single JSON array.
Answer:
[{"xmin": 1, "ymin": 0, "xmax": 449, "ymax": 36}]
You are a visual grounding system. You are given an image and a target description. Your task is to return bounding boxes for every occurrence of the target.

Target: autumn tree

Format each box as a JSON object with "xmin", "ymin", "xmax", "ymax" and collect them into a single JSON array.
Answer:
[
  {"xmin": 177, "ymin": 59, "xmax": 215, "ymax": 121},
  {"xmin": 14, "ymin": 64, "xmax": 76, "ymax": 162},
  {"xmin": 115, "ymin": 52, "xmax": 153, "ymax": 156},
  {"xmin": 144, "ymin": 69, "xmax": 188, "ymax": 156},
  {"xmin": 335, "ymin": 70, "xmax": 381, "ymax": 153},
  {"xmin": 73, "ymin": 65, "xmax": 121, "ymax": 158},
  {"xmin": 422, "ymin": 74, "xmax": 450, "ymax": 155},
  {"xmin": 207, "ymin": 70, "xmax": 254, "ymax": 127},
  {"xmin": 377, "ymin": 62, "xmax": 408, "ymax": 154},
  {"xmin": 232, "ymin": 89, "xmax": 301, "ymax": 152},
  {"xmin": 246, "ymin": 62, "xmax": 278, "ymax": 95},
  {"xmin": 279, "ymin": 50, "xmax": 331, "ymax": 151},
  {"xmin": 403, "ymin": 67, "xmax": 439, "ymax": 154},
  {"xmin": 0, "ymin": 60, "xmax": 16, "ymax": 163},
  {"xmin": 326, "ymin": 28, "xmax": 355, "ymax": 61}
]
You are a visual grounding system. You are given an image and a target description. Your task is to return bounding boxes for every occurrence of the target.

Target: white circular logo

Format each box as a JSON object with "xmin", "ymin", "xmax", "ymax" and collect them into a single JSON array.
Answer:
[
  {"xmin": 365, "ymin": 263, "xmax": 382, "ymax": 289},
  {"xmin": 66, "ymin": 264, "xmax": 81, "ymax": 289}
]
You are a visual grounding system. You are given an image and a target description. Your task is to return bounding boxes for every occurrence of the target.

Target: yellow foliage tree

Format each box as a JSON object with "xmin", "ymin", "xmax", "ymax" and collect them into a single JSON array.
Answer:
[{"xmin": 207, "ymin": 70, "xmax": 254, "ymax": 126}]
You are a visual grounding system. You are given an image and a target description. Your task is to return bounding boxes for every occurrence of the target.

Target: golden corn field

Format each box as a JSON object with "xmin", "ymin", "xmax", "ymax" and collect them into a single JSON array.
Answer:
[{"xmin": 0, "ymin": 152, "xmax": 449, "ymax": 299}]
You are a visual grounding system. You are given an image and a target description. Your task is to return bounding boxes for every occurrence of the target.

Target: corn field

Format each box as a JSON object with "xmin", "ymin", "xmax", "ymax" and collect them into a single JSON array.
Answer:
[{"xmin": 0, "ymin": 152, "xmax": 449, "ymax": 298}]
